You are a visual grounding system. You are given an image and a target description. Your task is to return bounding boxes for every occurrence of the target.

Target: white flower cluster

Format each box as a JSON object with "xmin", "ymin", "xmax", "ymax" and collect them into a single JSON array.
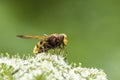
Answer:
[{"xmin": 0, "ymin": 53, "xmax": 107, "ymax": 80}]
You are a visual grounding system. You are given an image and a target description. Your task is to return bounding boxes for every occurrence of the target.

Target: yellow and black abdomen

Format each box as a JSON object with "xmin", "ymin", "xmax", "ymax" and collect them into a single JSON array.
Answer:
[
  {"xmin": 33, "ymin": 40, "xmax": 50, "ymax": 55},
  {"xmin": 33, "ymin": 41, "xmax": 43, "ymax": 55}
]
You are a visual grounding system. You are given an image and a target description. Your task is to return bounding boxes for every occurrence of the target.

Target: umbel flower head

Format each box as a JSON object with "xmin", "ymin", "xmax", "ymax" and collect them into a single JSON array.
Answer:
[{"xmin": 0, "ymin": 53, "xmax": 107, "ymax": 80}]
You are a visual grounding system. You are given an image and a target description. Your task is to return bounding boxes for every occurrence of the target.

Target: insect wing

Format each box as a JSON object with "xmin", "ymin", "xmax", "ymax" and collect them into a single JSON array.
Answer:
[{"xmin": 17, "ymin": 35, "xmax": 47, "ymax": 39}]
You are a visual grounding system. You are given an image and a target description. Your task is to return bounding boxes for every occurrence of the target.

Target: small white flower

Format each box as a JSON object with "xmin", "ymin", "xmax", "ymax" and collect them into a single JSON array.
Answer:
[{"xmin": 81, "ymin": 69, "xmax": 90, "ymax": 77}]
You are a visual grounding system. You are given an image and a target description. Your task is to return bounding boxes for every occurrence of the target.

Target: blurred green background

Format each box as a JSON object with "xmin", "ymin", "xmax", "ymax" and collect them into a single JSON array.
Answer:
[{"xmin": 0, "ymin": 0, "xmax": 120, "ymax": 79}]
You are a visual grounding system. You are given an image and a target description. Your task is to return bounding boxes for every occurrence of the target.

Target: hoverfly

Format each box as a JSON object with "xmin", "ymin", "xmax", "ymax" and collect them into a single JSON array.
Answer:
[{"xmin": 17, "ymin": 33, "xmax": 68, "ymax": 55}]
